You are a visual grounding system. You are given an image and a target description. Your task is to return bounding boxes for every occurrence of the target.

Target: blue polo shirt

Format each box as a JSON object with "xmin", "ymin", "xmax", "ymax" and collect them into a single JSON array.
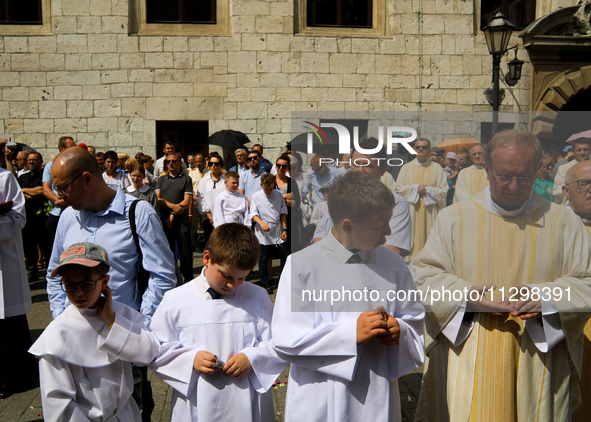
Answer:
[{"xmin": 239, "ymin": 168, "xmax": 268, "ymax": 201}]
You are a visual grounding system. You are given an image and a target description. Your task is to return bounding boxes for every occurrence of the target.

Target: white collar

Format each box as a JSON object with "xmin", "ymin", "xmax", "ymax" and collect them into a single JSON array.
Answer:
[
  {"xmin": 195, "ymin": 267, "xmax": 237, "ymax": 299},
  {"xmin": 483, "ymin": 186, "xmax": 533, "ymax": 216},
  {"xmin": 127, "ymin": 184, "xmax": 149, "ymax": 193},
  {"xmin": 325, "ymin": 229, "xmax": 369, "ymax": 264},
  {"xmin": 414, "ymin": 158, "xmax": 431, "ymax": 167},
  {"xmin": 564, "ymin": 203, "xmax": 591, "ymax": 224},
  {"xmin": 472, "ymin": 164, "xmax": 484, "ymax": 169}
]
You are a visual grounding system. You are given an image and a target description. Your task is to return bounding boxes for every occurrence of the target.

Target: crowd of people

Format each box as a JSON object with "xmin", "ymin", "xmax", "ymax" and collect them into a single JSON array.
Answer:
[{"xmin": 1, "ymin": 129, "xmax": 591, "ymax": 422}]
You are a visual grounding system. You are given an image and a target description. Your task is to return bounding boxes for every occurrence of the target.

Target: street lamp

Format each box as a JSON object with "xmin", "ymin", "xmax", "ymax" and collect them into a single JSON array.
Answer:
[{"xmin": 483, "ymin": 12, "xmax": 517, "ymax": 136}]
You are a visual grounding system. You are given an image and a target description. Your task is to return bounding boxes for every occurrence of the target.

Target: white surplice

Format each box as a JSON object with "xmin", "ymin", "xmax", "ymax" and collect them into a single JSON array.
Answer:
[
  {"xmin": 0, "ymin": 167, "xmax": 31, "ymax": 319},
  {"xmin": 29, "ymin": 301, "xmax": 160, "ymax": 422},
  {"xmin": 212, "ymin": 190, "xmax": 249, "ymax": 227},
  {"xmin": 250, "ymin": 189, "xmax": 287, "ymax": 246},
  {"xmin": 272, "ymin": 231, "xmax": 425, "ymax": 422},
  {"xmin": 148, "ymin": 270, "xmax": 287, "ymax": 422}
]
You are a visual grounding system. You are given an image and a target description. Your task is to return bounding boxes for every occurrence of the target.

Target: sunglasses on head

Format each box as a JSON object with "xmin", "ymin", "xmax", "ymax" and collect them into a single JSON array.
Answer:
[{"xmin": 165, "ymin": 159, "xmax": 178, "ymax": 164}]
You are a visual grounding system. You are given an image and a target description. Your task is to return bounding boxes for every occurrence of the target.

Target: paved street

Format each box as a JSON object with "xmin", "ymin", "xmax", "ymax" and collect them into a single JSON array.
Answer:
[{"xmin": 0, "ymin": 253, "xmax": 421, "ymax": 422}]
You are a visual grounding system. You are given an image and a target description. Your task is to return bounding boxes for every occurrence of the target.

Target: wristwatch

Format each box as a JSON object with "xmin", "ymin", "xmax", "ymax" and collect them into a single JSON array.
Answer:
[{"xmin": 171, "ymin": 211, "xmax": 176, "ymax": 216}]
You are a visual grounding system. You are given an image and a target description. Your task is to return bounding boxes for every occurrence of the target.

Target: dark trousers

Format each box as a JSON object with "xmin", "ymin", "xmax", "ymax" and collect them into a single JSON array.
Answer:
[
  {"xmin": 46, "ymin": 213, "xmax": 60, "ymax": 250},
  {"xmin": 0, "ymin": 314, "xmax": 38, "ymax": 389},
  {"xmin": 22, "ymin": 215, "xmax": 52, "ymax": 277},
  {"xmin": 259, "ymin": 243, "xmax": 289, "ymax": 287},
  {"xmin": 163, "ymin": 219, "xmax": 193, "ymax": 284},
  {"xmin": 202, "ymin": 218, "xmax": 214, "ymax": 245}
]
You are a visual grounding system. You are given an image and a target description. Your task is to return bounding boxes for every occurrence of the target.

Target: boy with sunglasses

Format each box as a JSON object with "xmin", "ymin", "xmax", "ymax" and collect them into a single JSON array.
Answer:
[{"xmin": 29, "ymin": 242, "xmax": 160, "ymax": 421}]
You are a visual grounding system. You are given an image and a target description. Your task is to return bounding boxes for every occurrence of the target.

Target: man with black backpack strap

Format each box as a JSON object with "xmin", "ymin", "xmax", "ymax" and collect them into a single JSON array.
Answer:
[{"xmin": 45, "ymin": 146, "xmax": 177, "ymax": 420}]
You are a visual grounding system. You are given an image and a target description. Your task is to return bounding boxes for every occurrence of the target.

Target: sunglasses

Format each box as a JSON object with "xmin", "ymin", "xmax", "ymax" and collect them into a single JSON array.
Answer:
[
  {"xmin": 209, "ymin": 161, "xmax": 221, "ymax": 167},
  {"xmin": 414, "ymin": 145, "xmax": 428, "ymax": 150},
  {"xmin": 247, "ymin": 156, "xmax": 259, "ymax": 161},
  {"xmin": 165, "ymin": 159, "xmax": 178, "ymax": 164},
  {"xmin": 276, "ymin": 164, "xmax": 288, "ymax": 169}
]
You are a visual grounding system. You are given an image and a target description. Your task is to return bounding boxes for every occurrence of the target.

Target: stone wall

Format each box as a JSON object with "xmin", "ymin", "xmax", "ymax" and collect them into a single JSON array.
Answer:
[{"xmin": 0, "ymin": 0, "xmax": 533, "ymax": 162}]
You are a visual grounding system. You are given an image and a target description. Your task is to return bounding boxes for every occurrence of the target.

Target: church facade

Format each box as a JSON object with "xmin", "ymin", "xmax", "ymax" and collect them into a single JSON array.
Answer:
[{"xmin": 0, "ymin": 0, "xmax": 588, "ymax": 160}]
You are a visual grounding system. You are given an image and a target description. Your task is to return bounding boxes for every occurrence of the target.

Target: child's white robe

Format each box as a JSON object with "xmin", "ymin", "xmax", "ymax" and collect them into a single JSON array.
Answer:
[
  {"xmin": 29, "ymin": 301, "xmax": 160, "ymax": 422},
  {"xmin": 250, "ymin": 189, "xmax": 287, "ymax": 246},
  {"xmin": 212, "ymin": 190, "xmax": 249, "ymax": 227},
  {"xmin": 148, "ymin": 271, "xmax": 287, "ymax": 421},
  {"xmin": 272, "ymin": 232, "xmax": 425, "ymax": 422}
]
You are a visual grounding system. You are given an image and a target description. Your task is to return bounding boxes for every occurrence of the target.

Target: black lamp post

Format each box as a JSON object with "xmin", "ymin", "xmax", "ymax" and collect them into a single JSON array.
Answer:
[{"xmin": 483, "ymin": 12, "xmax": 516, "ymax": 136}]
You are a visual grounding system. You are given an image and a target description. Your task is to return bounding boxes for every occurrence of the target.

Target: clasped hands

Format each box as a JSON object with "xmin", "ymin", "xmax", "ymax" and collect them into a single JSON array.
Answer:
[
  {"xmin": 193, "ymin": 350, "xmax": 252, "ymax": 378},
  {"xmin": 467, "ymin": 284, "xmax": 542, "ymax": 320},
  {"xmin": 357, "ymin": 307, "xmax": 400, "ymax": 347}
]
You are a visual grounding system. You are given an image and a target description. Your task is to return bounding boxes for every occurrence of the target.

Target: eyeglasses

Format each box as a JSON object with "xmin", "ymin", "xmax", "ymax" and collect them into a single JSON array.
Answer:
[
  {"xmin": 568, "ymin": 179, "xmax": 591, "ymax": 191},
  {"xmin": 60, "ymin": 277, "xmax": 105, "ymax": 293},
  {"xmin": 55, "ymin": 173, "xmax": 83, "ymax": 195},
  {"xmin": 247, "ymin": 156, "xmax": 259, "ymax": 161},
  {"xmin": 491, "ymin": 171, "xmax": 536, "ymax": 186},
  {"xmin": 165, "ymin": 160, "xmax": 178, "ymax": 164},
  {"xmin": 471, "ymin": 152, "xmax": 484, "ymax": 157},
  {"xmin": 414, "ymin": 145, "xmax": 428, "ymax": 150},
  {"xmin": 276, "ymin": 164, "xmax": 288, "ymax": 169}
]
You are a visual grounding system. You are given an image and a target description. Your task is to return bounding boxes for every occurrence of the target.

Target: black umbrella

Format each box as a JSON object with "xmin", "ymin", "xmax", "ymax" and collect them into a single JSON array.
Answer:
[
  {"xmin": 290, "ymin": 132, "xmax": 340, "ymax": 155},
  {"xmin": 208, "ymin": 130, "xmax": 250, "ymax": 149},
  {"xmin": 17, "ymin": 143, "xmax": 35, "ymax": 152}
]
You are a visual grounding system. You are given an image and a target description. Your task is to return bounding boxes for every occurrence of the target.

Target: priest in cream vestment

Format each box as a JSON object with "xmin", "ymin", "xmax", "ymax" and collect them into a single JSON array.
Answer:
[
  {"xmin": 413, "ymin": 131, "xmax": 591, "ymax": 422},
  {"xmin": 552, "ymin": 138, "xmax": 590, "ymax": 204},
  {"xmin": 453, "ymin": 144, "xmax": 488, "ymax": 203},
  {"xmin": 394, "ymin": 138, "xmax": 448, "ymax": 259},
  {"xmin": 563, "ymin": 160, "xmax": 591, "ymax": 422}
]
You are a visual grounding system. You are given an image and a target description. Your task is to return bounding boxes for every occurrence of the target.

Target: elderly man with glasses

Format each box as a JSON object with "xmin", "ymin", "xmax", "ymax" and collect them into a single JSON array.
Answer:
[
  {"xmin": 554, "ymin": 138, "xmax": 591, "ymax": 204},
  {"xmin": 394, "ymin": 138, "xmax": 448, "ymax": 259},
  {"xmin": 563, "ymin": 160, "xmax": 591, "ymax": 422},
  {"xmin": 412, "ymin": 130, "xmax": 591, "ymax": 422},
  {"xmin": 229, "ymin": 148, "xmax": 249, "ymax": 175},
  {"xmin": 156, "ymin": 151, "xmax": 194, "ymax": 284}
]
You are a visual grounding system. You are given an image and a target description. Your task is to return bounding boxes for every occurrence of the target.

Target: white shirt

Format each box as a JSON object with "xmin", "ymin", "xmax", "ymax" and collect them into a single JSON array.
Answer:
[
  {"xmin": 250, "ymin": 189, "xmax": 288, "ymax": 245},
  {"xmin": 102, "ymin": 172, "xmax": 131, "ymax": 191},
  {"xmin": 212, "ymin": 190, "xmax": 249, "ymax": 227},
  {"xmin": 196, "ymin": 172, "xmax": 226, "ymax": 217}
]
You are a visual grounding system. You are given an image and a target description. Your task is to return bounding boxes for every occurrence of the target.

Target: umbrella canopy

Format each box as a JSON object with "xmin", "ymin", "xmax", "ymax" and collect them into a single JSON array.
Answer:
[
  {"xmin": 435, "ymin": 138, "xmax": 479, "ymax": 154},
  {"xmin": 208, "ymin": 130, "xmax": 250, "ymax": 149},
  {"xmin": 566, "ymin": 130, "xmax": 591, "ymax": 143},
  {"xmin": 290, "ymin": 131, "xmax": 340, "ymax": 155}
]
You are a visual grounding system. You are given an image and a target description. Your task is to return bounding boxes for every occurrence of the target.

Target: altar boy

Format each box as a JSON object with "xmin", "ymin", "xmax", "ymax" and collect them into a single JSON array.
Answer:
[
  {"xmin": 29, "ymin": 242, "xmax": 160, "ymax": 421},
  {"xmin": 212, "ymin": 171, "xmax": 249, "ymax": 227},
  {"xmin": 148, "ymin": 223, "xmax": 286, "ymax": 421},
  {"xmin": 272, "ymin": 171, "xmax": 425, "ymax": 422},
  {"xmin": 250, "ymin": 173, "xmax": 289, "ymax": 293}
]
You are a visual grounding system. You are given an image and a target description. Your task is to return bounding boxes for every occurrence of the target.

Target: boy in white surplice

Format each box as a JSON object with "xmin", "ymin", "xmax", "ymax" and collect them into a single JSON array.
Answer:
[
  {"xmin": 272, "ymin": 171, "xmax": 426, "ymax": 422},
  {"xmin": 29, "ymin": 242, "xmax": 160, "ymax": 422},
  {"xmin": 148, "ymin": 223, "xmax": 286, "ymax": 421}
]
